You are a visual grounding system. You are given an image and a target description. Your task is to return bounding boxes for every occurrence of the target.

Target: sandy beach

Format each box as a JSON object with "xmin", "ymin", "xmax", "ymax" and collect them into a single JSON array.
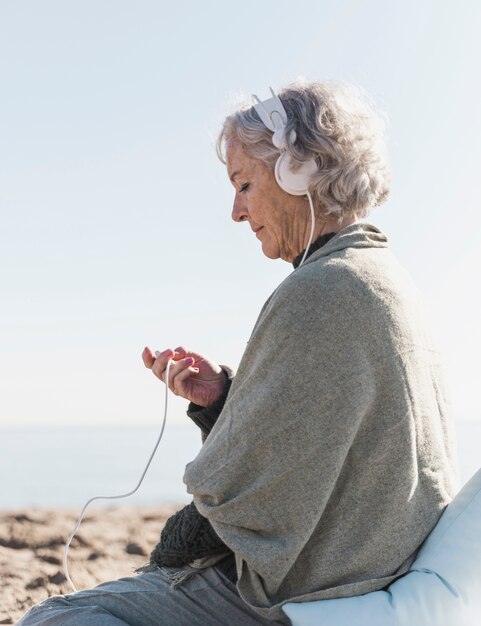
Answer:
[{"xmin": 0, "ymin": 505, "xmax": 180, "ymax": 624}]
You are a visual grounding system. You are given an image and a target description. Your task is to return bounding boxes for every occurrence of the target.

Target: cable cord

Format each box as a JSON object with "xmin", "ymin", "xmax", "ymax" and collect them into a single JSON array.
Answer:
[
  {"xmin": 63, "ymin": 359, "xmax": 173, "ymax": 592},
  {"xmin": 63, "ymin": 191, "xmax": 313, "ymax": 590},
  {"xmin": 297, "ymin": 190, "xmax": 316, "ymax": 268}
]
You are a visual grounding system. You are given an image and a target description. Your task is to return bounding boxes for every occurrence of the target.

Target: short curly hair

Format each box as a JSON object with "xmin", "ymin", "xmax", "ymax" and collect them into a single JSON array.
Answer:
[{"xmin": 217, "ymin": 80, "xmax": 390, "ymax": 219}]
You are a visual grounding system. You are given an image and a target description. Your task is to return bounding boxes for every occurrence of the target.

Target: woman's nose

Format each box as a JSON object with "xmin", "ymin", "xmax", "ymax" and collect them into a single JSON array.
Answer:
[{"xmin": 231, "ymin": 192, "xmax": 248, "ymax": 223}]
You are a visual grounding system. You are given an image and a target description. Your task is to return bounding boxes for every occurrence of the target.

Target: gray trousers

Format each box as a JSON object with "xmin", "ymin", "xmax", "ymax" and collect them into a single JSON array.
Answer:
[{"xmin": 16, "ymin": 564, "xmax": 292, "ymax": 626}]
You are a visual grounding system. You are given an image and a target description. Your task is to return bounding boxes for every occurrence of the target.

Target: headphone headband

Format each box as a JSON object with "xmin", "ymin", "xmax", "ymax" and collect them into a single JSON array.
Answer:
[
  {"xmin": 252, "ymin": 87, "xmax": 287, "ymax": 131},
  {"xmin": 251, "ymin": 87, "xmax": 317, "ymax": 197}
]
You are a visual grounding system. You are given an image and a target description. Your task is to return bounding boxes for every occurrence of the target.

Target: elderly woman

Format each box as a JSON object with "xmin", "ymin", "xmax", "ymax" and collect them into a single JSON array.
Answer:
[{"xmin": 17, "ymin": 81, "xmax": 457, "ymax": 626}]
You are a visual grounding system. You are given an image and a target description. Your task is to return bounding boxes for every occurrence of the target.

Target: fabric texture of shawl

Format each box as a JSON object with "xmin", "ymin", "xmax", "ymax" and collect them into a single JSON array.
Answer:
[{"xmin": 183, "ymin": 223, "xmax": 458, "ymax": 620}]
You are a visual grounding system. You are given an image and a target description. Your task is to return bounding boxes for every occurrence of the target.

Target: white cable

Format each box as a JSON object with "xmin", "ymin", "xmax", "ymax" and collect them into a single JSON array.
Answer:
[
  {"xmin": 63, "ymin": 359, "xmax": 173, "ymax": 592},
  {"xmin": 297, "ymin": 189, "xmax": 316, "ymax": 268}
]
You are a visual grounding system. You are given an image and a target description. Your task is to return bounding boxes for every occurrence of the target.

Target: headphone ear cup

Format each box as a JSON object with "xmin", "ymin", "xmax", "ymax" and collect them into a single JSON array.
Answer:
[{"xmin": 275, "ymin": 153, "xmax": 318, "ymax": 196}]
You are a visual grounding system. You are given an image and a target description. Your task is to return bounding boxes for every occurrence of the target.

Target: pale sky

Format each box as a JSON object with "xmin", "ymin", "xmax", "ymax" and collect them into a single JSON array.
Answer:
[{"xmin": 1, "ymin": 0, "xmax": 480, "ymax": 427}]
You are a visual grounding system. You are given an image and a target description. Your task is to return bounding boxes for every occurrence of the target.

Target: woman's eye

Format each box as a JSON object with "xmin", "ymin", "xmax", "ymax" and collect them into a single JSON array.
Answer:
[{"xmin": 239, "ymin": 183, "xmax": 250, "ymax": 193}]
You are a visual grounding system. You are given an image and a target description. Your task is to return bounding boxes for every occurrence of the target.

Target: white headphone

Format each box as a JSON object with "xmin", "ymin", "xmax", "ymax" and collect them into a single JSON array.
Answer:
[{"xmin": 252, "ymin": 87, "xmax": 318, "ymax": 196}]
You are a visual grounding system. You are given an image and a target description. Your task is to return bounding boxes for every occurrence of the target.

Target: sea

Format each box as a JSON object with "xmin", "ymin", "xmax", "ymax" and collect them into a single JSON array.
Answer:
[{"xmin": 1, "ymin": 420, "xmax": 480, "ymax": 510}]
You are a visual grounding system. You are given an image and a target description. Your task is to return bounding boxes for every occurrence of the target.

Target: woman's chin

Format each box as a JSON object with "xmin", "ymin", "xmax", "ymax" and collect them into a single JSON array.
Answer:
[
  {"xmin": 258, "ymin": 236, "xmax": 285, "ymax": 260},
  {"xmin": 261, "ymin": 246, "xmax": 281, "ymax": 260}
]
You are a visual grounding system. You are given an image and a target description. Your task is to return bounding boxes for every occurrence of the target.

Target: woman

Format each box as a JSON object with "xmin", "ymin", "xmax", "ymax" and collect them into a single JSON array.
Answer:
[{"xmin": 17, "ymin": 81, "xmax": 458, "ymax": 625}]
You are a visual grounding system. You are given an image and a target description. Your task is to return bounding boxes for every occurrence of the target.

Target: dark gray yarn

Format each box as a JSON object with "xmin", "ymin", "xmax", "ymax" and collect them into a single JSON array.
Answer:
[{"xmin": 148, "ymin": 501, "xmax": 229, "ymax": 567}]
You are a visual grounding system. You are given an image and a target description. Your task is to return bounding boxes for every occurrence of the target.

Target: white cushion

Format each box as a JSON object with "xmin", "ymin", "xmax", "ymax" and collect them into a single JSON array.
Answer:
[{"xmin": 283, "ymin": 469, "xmax": 481, "ymax": 626}]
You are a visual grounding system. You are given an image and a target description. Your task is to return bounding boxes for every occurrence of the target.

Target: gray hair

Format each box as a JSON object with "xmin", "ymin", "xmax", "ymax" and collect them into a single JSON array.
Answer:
[{"xmin": 217, "ymin": 80, "xmax": 390, "ymax": 219}]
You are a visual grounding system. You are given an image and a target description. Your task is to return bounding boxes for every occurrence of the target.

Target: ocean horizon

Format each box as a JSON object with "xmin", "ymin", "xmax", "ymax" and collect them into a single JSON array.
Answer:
[{"xmin": 1, "ymin": 419, "xmax": 479, "ymax": 510}]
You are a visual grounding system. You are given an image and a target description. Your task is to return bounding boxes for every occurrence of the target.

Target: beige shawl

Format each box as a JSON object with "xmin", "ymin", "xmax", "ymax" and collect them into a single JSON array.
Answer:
[{"xmin": 184, "ymin": 223, "xmax": 458, "ymax": 620}]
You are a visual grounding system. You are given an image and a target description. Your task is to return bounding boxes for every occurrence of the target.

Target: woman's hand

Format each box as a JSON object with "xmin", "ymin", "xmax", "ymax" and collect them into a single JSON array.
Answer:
[{"xmin": 142, "ymin": 346, "xmax": 226, "ymax": 407}]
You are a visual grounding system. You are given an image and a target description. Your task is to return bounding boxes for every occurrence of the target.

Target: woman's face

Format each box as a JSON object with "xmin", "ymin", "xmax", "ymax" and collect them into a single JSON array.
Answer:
[{"xmin": 226, "ymin": 140, "xmax": 309, "ymax": 262}]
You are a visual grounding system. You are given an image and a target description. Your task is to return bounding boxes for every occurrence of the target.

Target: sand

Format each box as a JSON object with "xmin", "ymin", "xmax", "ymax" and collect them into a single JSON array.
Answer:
[{"xmin": 0, "ymin": 505, "xmax": 180, "ymax": 624}]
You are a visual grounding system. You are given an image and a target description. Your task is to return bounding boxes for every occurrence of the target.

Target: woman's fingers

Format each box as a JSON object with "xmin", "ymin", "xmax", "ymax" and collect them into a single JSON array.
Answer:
[
  {"xmin": 166, "ymin": 356, "xmax": 195, "ymax": 381},
  {"xmin": 173, "ymin": 346, "xmax": 188, "ymax": 359},
  {"xmin": 145, "ymin": 345, "xmax": 206, "ymax": 400},
  {"xmin": 165, "ymin": 357, "xmax": 198, "ymax": 395},
  {"xmin": 150, "ymin": 350, "xmax": 197, "ymax": 384},
  {"xmin": 151, "ymin": 348, "xmax": 175, "ymax": 381},
  {"xmin": 142, "ymin": 346, "xmax": 156, "ymax": 368},
  {"xmin": 170, "ymin": 362, "xmax": 199, "ymax": 395}
]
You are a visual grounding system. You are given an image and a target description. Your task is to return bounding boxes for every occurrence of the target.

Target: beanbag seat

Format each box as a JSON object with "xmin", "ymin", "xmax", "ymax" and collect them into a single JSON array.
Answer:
[{"xmin": 283, "ymin": 468, "xmax": 481, "ymax": 626}]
